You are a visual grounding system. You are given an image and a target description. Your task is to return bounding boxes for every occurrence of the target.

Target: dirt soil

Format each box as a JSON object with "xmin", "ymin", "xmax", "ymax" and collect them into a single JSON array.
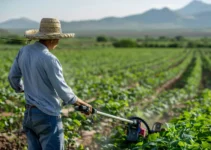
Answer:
[{"xmin": 0, "ymin": 133, "xmax": 26, "ymax": 150}]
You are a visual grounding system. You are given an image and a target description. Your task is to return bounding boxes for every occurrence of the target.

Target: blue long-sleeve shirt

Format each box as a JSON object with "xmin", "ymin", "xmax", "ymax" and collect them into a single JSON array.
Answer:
[{"xmin": 8, "ymin": 41, "xmax": 77, "ymax": 116}]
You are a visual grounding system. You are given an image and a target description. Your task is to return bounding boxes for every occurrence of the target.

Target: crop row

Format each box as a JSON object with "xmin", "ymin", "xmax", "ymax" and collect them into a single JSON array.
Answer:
[
  {"xmin": 98, "ymin": 52, "xmax": 206, "ymax": 150},
  {"xmin": 0, "ymin": 45, "xmax": 196, "ymax": 149},
  {"xmin": 143, "ymin": 51, "xmax": 202, "ymax": 119}
]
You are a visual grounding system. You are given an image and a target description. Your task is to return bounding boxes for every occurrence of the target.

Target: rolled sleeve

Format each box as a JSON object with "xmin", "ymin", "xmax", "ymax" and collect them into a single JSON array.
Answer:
[
  {"xmin": 8, "ymin": 51, "xmax": 24, "ymax": 93},
  {"xmin": 45, "ymin": 57, "xmax": 77, "ymax": 105}
]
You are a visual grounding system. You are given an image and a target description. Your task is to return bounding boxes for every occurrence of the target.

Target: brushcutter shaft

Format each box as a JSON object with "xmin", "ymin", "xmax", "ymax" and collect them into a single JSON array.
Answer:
[
  {"xmin": 96, "ymin": 111, "xmax": 134, "ymax": 124},
  {"xmin": 75, "ymin": 105, "xmax": 135, "ymax": 124}
]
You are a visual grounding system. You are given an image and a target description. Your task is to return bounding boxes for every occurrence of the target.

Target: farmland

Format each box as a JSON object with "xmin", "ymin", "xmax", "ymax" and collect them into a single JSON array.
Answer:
[{"xmin": 0, "ymin": 39, "xmax": 211, "ymax": 150}]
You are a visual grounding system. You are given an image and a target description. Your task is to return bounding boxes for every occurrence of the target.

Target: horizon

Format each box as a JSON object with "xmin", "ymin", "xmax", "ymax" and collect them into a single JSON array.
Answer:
[{"xmin": 1, "ymin": 0, "xmax": 211, "ymax": 23}]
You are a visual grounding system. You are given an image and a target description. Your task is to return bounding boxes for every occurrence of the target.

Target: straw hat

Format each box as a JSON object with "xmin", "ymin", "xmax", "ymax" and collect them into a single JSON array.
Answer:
[{"xmin": 24, "ymin": 18, "xmax": 75, "ymax": 40}]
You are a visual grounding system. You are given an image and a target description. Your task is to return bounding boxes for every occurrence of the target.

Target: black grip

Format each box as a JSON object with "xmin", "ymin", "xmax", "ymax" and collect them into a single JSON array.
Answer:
[{"xmin": 75, "ymin": 105, "xmax": 96, "ymax": 114}]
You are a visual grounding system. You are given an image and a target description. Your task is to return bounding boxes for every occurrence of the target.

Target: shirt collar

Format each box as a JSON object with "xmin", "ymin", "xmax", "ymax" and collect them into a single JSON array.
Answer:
[{"xmin": 35, "ymin": 41, "xmax": 49, "ymax": 51}]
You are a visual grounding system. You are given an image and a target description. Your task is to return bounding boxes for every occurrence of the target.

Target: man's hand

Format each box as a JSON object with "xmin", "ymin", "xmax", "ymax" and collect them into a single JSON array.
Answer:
[{"xmin": 74, "ymin": 98, "xmax": 92, "ymax": 115}]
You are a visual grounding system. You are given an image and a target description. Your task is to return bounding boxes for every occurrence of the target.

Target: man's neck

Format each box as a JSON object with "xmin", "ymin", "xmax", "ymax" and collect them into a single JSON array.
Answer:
[{"xmin": 39, "ymin": 40, "xmax": 51, "ymax": 50}]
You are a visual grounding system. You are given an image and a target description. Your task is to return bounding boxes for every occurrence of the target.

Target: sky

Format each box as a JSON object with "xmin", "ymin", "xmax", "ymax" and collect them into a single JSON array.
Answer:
[{"xmin": 0, "ymin": 0, "xmax": 211, "ymax": 22}]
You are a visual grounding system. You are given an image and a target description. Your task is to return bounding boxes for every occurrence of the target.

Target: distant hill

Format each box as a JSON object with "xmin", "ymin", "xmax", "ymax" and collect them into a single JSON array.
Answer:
[
  {"xmin": 177, "ymin": 0, "xmax": 211, "ymax": 15},
  {"xmin": 123, "ymin": 8, "xmax": 182, "ymax": 24},
  {"xmin": 60, "ymin": 8, "xmax": 185, "ymax": 31},
  {"xmin": 0, "ymin": 17, "xmax": 39, "ymax": 29},
  {"xmin": 0, "ymin": 28, "xmax": 9, "ymax": 34},
  {"xmin": 1, "ymin": 0, "xmax": 211, "ymax": 37},
  {"xmin": 0, "ymin": 28, "xmax": 9, "ymax": 36},
  {"xmin": 189, "ymin": 11, "xmax": 211, "ymax": 27}
]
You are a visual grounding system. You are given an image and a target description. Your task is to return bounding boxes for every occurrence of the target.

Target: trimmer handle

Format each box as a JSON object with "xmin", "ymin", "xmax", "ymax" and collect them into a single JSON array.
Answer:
[{"xmin": 75, "ymin": 105, "xmax": 96, "ymax": 114}]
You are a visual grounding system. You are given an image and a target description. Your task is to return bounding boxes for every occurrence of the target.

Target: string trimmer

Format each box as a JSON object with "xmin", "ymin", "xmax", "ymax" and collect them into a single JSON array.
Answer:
[{"xmin": 75, "ymin": 105, "xmax": 163, "ymax": 142}]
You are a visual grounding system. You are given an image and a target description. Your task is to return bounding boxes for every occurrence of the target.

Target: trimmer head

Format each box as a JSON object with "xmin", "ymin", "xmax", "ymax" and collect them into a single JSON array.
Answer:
[
  {"xmin": 126, "ymin": 117, "xmax": 163, "ymax": 142},
  {"xmin": 74, "ymin": 106, "xmax": 163, "ymax": 143}
]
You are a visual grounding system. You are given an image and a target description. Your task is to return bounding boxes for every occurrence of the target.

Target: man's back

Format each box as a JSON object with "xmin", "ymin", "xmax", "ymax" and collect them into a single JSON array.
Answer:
[
  {"xmin": 19, "ymin": 41, "xmax": 62, "ymax": 115},
  {"xmin": 9, "ymin": 41, "xmax": 77, "ymax": 116}
]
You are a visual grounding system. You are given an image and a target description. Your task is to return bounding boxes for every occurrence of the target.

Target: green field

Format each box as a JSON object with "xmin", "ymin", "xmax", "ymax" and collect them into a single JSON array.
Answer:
[{"xmin": 0, "ymin": 41, "xmax": 211, "ymax": 150}]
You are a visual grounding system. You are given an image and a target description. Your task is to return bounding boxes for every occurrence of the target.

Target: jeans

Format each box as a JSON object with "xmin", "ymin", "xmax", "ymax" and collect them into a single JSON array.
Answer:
[{"xmin": 23, "ymin": 107, "xmax": 64, "ymax": 150}]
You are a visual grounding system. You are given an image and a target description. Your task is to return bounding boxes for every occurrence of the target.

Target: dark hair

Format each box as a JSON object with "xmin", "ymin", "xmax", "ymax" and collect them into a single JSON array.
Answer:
[{"xmin": 39, "ymin": 39, "xmax": 48, "ymax": 42}]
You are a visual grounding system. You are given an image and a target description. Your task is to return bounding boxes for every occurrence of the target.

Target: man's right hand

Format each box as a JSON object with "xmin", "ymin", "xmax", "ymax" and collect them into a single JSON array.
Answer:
[{"xmin": 74, "ymin": 98, "xmax": 92, "ymax": 115}]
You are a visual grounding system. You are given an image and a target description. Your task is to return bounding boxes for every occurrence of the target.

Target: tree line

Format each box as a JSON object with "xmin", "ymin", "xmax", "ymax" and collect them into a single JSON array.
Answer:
[{"xmin": 96, "ymin": 35, "xmax": 211, "ymax": 48}]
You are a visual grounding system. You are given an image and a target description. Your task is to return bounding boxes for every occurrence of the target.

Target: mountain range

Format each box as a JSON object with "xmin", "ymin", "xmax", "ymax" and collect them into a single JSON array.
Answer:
[{"xmin": 1, "ymin": 0, "xmax": 211, "ymax": 36}]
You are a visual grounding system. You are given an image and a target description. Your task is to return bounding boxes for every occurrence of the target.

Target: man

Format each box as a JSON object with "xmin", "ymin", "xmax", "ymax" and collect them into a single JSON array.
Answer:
[{"xmin": 8, "ymin": 18, "xmax": 92, "ymax": 150}]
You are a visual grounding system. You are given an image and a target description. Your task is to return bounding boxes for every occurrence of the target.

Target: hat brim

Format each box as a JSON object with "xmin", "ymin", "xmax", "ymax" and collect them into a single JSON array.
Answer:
[{"xmin": 24, "ymin": 29, "xmax": 75, "ymax": 40}]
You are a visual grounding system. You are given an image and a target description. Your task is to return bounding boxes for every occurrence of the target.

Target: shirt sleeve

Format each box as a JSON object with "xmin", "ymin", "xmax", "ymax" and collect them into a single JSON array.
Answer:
[
  {"xmin": 8, "ymin": 50, "xmax": 24, "ymax": 93},
  {"xmin": 45, "ymin": 57, "xmax": 77, "ymax": 106}
]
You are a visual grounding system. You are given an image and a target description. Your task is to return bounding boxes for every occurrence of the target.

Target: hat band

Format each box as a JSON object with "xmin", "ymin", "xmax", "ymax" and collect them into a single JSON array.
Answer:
[
  {"xmin": 40, "ymin": 23, "xmax": 61, "ymax": 28},
  {"xmin": 39, "ymin": 27, "xmax": 61, "ymax": 34}
]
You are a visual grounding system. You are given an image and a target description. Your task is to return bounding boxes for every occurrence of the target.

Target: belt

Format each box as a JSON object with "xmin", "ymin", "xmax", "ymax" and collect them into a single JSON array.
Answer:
[{"xmin": 25, "ymin": 104, "xmax": 37, "ymax": 109}]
